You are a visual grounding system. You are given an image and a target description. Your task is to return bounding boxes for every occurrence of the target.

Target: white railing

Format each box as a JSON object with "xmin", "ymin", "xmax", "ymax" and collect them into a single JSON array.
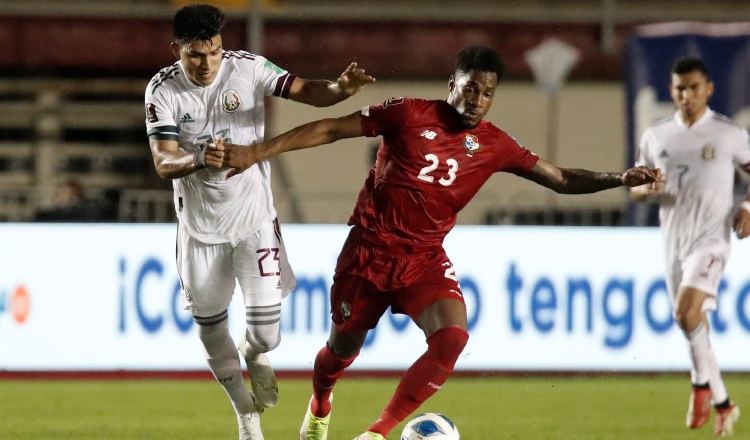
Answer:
[{"xmin": 0, "ymin": 78, "xmax": 159, "ymax": 221}]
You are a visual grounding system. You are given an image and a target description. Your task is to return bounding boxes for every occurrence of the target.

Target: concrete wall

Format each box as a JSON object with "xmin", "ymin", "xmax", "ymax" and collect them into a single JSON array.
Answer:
[{"xmin": 268, "ymin": 80, "xmax": 632, "ymax": 224}]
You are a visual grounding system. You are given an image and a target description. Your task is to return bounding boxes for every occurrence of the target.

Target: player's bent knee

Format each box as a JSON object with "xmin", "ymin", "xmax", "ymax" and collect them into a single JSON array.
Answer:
[
  {"xmin": 245, "ymin": 329, "xmax": 281, "ymax": 353},
  {"xmin": 673, "ymin": 306, "xmax": 702, "ymax": 333},
  {"xmin": 427, "ymin": 326, "xmax": 469, "ymax": 365}
]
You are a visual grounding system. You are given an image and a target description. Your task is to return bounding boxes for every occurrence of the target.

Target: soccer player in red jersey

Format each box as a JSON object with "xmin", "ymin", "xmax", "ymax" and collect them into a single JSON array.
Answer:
[{"xmin": 208, "ymin": 45, "xmax": 661, "ymax": 440}]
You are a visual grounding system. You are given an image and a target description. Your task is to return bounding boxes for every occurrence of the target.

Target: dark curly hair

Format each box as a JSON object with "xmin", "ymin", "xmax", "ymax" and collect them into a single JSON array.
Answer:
[
  {"xmin": 455, "ymin": 45, "xmax": 505, "ymax": 80},
  {"xmin": 173, "ymin": 3, "xmax": 226, "ymax": 45}
]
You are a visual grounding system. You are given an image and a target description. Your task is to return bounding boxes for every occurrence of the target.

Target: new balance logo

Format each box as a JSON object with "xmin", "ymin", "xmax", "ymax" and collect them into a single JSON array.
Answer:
[
  {"xmin": 420, "ymin": 130, "xmax": 437, "ymax": 140},
  {"xmin": 180, "ymin": 113, "xmax": 195, "ymax": 123}
]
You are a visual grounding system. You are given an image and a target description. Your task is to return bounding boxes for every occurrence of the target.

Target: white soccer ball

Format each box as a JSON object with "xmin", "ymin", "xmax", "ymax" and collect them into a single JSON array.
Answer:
[{"xmin": 400, "ymin": 412, "xmax": 460, "ymax": 440}]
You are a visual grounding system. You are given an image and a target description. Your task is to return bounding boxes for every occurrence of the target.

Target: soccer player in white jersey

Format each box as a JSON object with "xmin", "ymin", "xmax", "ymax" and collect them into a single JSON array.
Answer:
[
  {"xmin": 632, "ymin": 56, "xmax": 750, "ymax": 437},
  {"xmin": 144, "ymin": 4, "xmax": 374, "ymax": 440}
]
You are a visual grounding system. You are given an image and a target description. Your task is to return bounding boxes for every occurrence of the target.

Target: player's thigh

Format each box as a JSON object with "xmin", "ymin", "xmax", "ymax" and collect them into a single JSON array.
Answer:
[
  {"xmin": 664, "ymin": 257, "xmax": 682, "ymax": 306},
  {"xmin": 234, "ymin": 220, "xmax": 295, "ymax": 308},
  {"xmin": 679, "ymin": 250, "xmax": 726, "ymax": 312},
  {"xmin": 177, "ymin": 225, "xmax": 236, "ymax": 317},
  {"xmin": 396, "ymin": 258, "xmax": 466, "ymax": 334},
  {"xmin": 330, "ymin": 273, "xmax": 393, "ymax": 333}
]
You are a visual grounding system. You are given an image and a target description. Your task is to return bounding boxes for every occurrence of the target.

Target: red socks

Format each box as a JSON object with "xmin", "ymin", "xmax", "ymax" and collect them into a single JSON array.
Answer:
[
  {"xmin": 310, "ymin": 345, "xmax": 356, "ymax": 417},
  {"xmin": 369, "ymin": 326, "xmax": 469, "ymax": 436}
]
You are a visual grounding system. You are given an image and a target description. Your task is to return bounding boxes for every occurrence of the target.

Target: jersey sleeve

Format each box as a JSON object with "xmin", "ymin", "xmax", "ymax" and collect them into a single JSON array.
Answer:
[
  {"xmin": 360, "ymin": 97, "xmax": 411, "ymax": 138},
  {"xmin": 253, "ymin": 54, "xmax": 297, "ymax": 99},
  {"xmin": 731, "ymin": 127, "xmax": 750, "ymax": 173},
  {"xmin": 499, "ymin": 131, "xmax": 539, "ymax": 173},
  {"xmin": 635, "ymin": 129, "xmax": 655, "ymax": 168},
  {"xmin": 144, "ymin": 77, "xmax": 178, "ymax": 142}
]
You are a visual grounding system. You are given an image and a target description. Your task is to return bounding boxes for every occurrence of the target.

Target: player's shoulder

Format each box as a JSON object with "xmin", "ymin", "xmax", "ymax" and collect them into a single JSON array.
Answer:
[
  {"xmin": 369, "ymin": 97, "xmax": 433, "ymax": 117},
  {"xmin": 222, "ymin": 49, "xmax": 261, "ymax": 63},
  {"xmin": 378, "ymin": 96, "xmax": 430, "ymax": 108},
  {"xmin": 146, "ymin": 62, "xmax": 181, "ymax": 95},
  {"xmin": 474, "ymin": 120, "xmax": 507, "ymax": 141},
  {"xmin": 643, "ymin": 115, "xmax": 676, "ymax": 138},
  {"xmin": 650, "ymin": 114, "xmax": 675, "ymax": 129},
  {"xmin": 412, "ymin": 99, "xmax": 461, "ymax": 126},
  {"xmin": 709, "ymin": 111, "xmax": 746, "ymax": 133},
  {"xmin": 477, "ymin": 119, "xmax": 503, "ymax": 133},
  {"xmin": 219, "ymin": 50, "xmax": 262, "ymax": 72}
]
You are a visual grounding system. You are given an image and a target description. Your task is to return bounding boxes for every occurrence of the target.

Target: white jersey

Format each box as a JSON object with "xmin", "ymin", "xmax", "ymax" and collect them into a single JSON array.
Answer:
[
  {"xmin": 636, "ymin": 108, "xmax": 750, "ymax": 260},
  {"xmin": 145, "ymin": 51, "xmax": 296, "ymax": 244}
]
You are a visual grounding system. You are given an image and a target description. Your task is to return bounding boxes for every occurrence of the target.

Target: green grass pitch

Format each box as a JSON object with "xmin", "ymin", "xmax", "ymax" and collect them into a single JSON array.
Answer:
[{"xmin": 1, "ymin": 374, "xmax": 746, "ymax": 439}]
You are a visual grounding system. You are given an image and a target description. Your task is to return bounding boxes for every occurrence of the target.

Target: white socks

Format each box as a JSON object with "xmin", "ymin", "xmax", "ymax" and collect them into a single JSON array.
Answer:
[
  {"xmin": 198, "ymin": 317, "xmax": 256, "ymax": 415},
  {"xmin": 686, "ymin": 321, "xmax": 728, "ymax": 404}
]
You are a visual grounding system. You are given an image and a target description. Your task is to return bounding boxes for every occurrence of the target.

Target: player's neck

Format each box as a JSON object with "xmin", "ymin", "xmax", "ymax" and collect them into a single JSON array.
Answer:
[{"xmin": 680, "ymin": 107, "xmax": 707, "ymax": 127}]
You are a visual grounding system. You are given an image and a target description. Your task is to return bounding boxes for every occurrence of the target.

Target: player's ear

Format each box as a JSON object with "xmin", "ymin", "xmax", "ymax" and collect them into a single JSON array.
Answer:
[
  {"xmin": 448, "ymin": 75, "xmax": 456, "ymax": 92},
  {"xmin": 170, "ymin": 42, "xmax": 181, "ymax": 60}
]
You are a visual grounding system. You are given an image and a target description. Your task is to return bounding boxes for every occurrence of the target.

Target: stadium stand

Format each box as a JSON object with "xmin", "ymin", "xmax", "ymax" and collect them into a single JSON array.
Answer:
[{"xmin": 0, "ymin": 0, "xmax": 747, "ymax": 224}]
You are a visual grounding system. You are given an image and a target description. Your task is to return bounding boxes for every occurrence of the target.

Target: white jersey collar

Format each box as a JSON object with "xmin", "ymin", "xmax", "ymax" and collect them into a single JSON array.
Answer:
[{"xmin": 674, "ymin": 107, "xmax": 713, "ymax": 129}]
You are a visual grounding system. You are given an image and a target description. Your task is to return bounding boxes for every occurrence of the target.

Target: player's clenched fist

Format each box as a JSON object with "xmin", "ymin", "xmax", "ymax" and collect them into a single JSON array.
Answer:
[
  {"xmin": 209, "ymin": 137, "xmax": 263, "ymax": 178},
  {"xmin": 622, "ymin": 166, "xmax": 662, "ymax": 188},
  {"xmin": 202, "ymin": 139, "xmax": 225, "ymax": 168}
]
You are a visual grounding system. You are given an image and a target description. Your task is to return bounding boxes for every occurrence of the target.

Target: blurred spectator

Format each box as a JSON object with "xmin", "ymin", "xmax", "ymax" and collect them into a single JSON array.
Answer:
[{"xmin": 34, "ymin": 180, "xmax": 116, "ymax": 222}]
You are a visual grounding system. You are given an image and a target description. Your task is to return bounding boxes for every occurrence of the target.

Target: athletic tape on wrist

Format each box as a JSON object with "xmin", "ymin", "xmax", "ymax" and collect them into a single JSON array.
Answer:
[
  {"xmin": 194, "ymin": 146, "xmax": 207, "ymax": 169},
  {"xmin": 741, "ymin": 201, "xmax": 750, "ymax": 214}
]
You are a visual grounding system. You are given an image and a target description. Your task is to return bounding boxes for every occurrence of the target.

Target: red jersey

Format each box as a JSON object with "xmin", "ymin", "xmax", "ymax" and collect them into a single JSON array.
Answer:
[{"xmin": 352, "ymin": 97, "xmax": 539, "ymax": 252}]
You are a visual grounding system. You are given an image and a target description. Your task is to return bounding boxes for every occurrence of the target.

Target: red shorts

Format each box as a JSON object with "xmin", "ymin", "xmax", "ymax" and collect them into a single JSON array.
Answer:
[{"xmin": 330, "ymin": 227, "xmax": 464, "ymax": 333}]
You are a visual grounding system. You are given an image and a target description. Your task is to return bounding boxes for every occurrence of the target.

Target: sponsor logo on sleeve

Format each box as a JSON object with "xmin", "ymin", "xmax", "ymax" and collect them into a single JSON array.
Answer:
[
  {"xmin": 264, "ymin": 60, "xmax": 285, "ymax": 75},
  {"xmin": 382, "ymin": 97, "xmax": 404, "ymax": 108},
  {"xmin": 146, "ymin": 103, "xmax": 158, "ymax": 123}
]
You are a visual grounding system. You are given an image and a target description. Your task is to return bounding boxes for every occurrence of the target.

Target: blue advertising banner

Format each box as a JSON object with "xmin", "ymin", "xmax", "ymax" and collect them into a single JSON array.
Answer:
[{"xmin": 624, "ymin": 22, "xmax": 750, "ymax": 225}]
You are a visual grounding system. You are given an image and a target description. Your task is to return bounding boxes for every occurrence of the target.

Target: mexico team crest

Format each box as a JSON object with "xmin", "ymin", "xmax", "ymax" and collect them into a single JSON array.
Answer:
[
  {"xmin": 464, "ymin": 134, "xmax": 481, "ymax": 156},
  {"xmin": 222, "ymin": 89, "xmax": 241, "ymax": 113},
  {"xmin": 701, "ymin": 143, "xmax": 716, "ymax": 161}
]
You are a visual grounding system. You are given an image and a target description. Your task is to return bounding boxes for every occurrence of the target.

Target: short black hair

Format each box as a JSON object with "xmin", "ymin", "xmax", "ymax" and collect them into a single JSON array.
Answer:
[
  {"xmin": 455, "ymin": 45, "xmax": 505, "ymax": 80},
  {"xmin": 671, "ymin": 56, "xmax": 710, "ymax": 78},
  {"xmin": 173, "ymin": 3, "xmax": 226, "ymax": 45}
]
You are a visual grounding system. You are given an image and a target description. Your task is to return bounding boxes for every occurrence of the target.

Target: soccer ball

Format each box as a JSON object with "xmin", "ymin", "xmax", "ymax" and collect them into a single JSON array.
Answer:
[{"xmin": 400, "ymin": 412, "xmax": 460, "ymax": 440}]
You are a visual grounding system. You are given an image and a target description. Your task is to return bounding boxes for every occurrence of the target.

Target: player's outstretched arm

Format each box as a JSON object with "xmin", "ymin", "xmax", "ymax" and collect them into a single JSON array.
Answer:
[
  {"xmin": 288, "ymin": 62, "xmax": 376, "ymax": 107},
  {"xmin": 216, "ymin": 111, "xmax": 364, "ymax": 178},
  {"xmin": 517, "ymin": 158, "xmax": 661, "ymax": 194}
]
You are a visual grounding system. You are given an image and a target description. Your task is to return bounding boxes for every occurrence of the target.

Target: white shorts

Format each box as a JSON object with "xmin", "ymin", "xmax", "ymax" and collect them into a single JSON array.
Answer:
[
  {"xmin": 665, "ymin": 249, "xmax": 727, "ymax": 313},
  {"xmin": 176, "ymin": 219, "xmax": 296, "ymax": 317}
]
